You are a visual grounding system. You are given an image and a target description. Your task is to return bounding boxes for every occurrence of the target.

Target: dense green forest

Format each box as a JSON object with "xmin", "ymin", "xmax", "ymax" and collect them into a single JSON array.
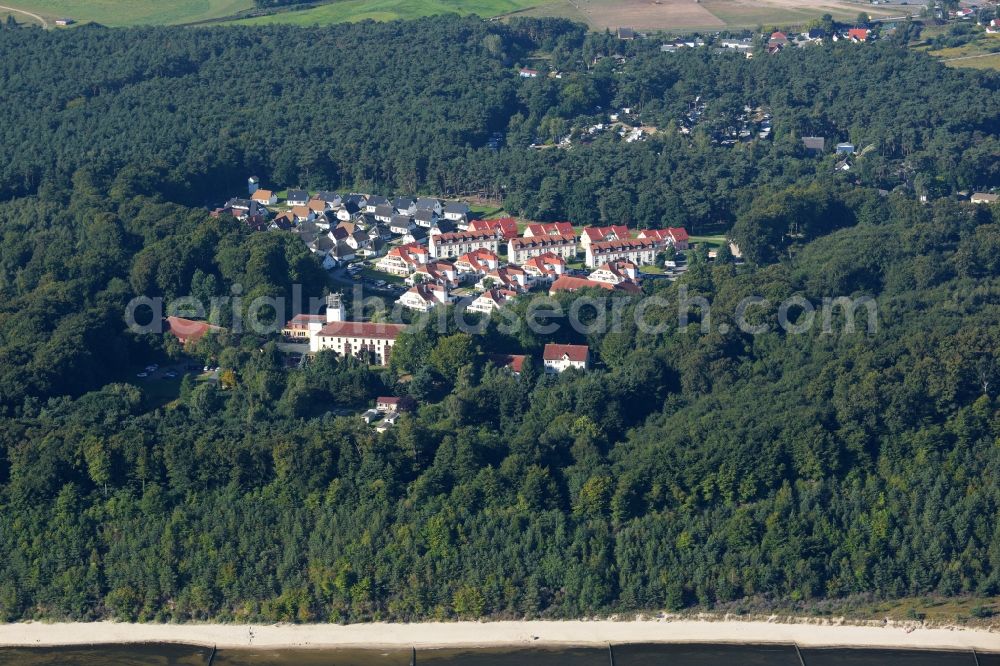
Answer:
[
  {"xmin": 0, "ymin": 16, "xmax": 999, "ymax": 623},
  {"xmin": 0, "ymin": 17, "xmax": 997, "ymax": 230}
]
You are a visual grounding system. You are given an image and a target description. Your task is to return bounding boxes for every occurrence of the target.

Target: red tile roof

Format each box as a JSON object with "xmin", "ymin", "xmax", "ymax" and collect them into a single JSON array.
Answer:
[
  {"xmin": 667, "ymin": 227, "xmax": 689, "ymax": 243},
  {"xmin": 165, "ymin": 316, "xmax": 221, "ymax": 345},
  {"xmin": 317, "ymin": 321, "xmax": 407, "ymax": 339},
  {"xmin": 582, "ymin": 225, "xmax": 631, "ymax": 242},
  {"xmin": 510, "ymin": 233, "xmax": 577, "ymax": 249},
  {"xmin": 549, "ymin": 276, "xmax": 640, "ymax": 294},
  {"xmin": 524, "ymin": 222, "xmax": 574, "ymax": 237},
  {"xmin": 488, "ymin": 353, "xmax": 527, "ymax": 374},
  {"xmin": 543, "ymin": 343, "xmax": 589, "ymax": 362},
  {"xmin": 469, "ymin": 217, "xmax": 518, "ymax": 239}
]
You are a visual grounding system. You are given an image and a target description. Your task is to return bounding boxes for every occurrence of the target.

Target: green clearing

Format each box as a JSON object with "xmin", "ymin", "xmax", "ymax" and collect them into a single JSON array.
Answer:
[
  {"xmin": 928, "ymin": 33, "xmax": 1000, "ymax": 71},
  {"xmin": 0, "ymin": 0, "xmax": 253, "ymax": 26},
  {"xmin": 689, "ymin": 234, "xmax": 727, "ymax": 248},
  {"xmin": 233, "ymin": 0, "xmax": 547, "ymax": 25}
]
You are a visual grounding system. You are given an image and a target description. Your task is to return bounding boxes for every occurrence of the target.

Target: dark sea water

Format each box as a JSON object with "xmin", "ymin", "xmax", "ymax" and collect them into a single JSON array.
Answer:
[{"xmin": 2, "ymin": 643, "xmax": 999, "ymax": 666}]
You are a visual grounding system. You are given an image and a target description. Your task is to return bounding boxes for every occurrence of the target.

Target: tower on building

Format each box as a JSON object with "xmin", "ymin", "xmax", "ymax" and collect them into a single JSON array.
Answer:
[{"xmin": 325, "ymin": 293, "xmax": 345, "ymax": 323}]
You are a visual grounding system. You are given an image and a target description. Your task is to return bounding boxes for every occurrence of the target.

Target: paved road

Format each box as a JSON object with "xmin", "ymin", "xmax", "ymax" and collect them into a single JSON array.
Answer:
[{"xmin": 0, "ymin": 4, "xmax": 48, "ymax": 27}]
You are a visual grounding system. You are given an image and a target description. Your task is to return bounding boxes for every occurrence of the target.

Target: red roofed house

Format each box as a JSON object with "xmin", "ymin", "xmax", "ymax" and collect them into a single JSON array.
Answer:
[
  {"xmin": 467, "ymin": 287, "xmax": 518, "ymax": 314},
  {"xmin": 543, "ymin": 343, "xmax": 590, "ymax": 373},
  {"xmin": 549, "ymin": 275, "xmax": 640, "ymax": 296},
  {"xmin": 407, "ymin": 260, "xmax": 458, "ymax": 287},
  {"xmin": 377, "ymin": 243, "xmax": 429, "ymax": 276},
  {"xmin": 522, "ymin": 252, "xmax": 566, "ymax": 285},
  {"xmin": 397, "ymin": 282, "xmax": 453, "ymax": 312},
  {"xmin": 468, "ymin": 217, "xmax": 519, "ymax": 240},
  {"xmin": 454, "ymin": 248, "xmax": 500, "ymax": 276},
  {"xmin": 165, "ymin": 316, "xmax": 222, "ymax": 346},
  {"xmin": 476, "ymin": 265, "xmax": 528, "ymax": 293},
  {"xmin": 251, "ymin": 189, "xmax": 277, "ymax": 206},
  {"xmin": 589, "ymin": 261, "xmax": 639, "ymax": 285},
  {"xmin": 523, "ymin": 222, "xmax": 574, "ymax": 238},
  {"xmin": 635, "ymin": 227, "xmax": 690, "ymax": 250},
  {"xmin": 580, "ymin": 225, "xmax": 631, "ymax": 250},
  {"xmin": 848, "ymin": 28, "xmax": 870, "ymax": 42},
  {"xmin": 488, "ymin": 353, "xmax": 528, "ymax": 376},
  {"xmin": 376, "ymin": 396, "xmax": 415, "ymax": 413}
]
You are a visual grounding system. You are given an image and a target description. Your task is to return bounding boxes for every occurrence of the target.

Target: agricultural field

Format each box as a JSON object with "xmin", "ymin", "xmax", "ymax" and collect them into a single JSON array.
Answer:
[
  {"xmin": 235, "ymin": 0, "xmax": 544, "ymax": 25},
  {"xmin": 2, "ymin": 0, "xmax": 909, "ymax": 30},
  {"xmin": 0, "ymin": 0, "xmax": 253, "ymax": 26},
  {"xmin": 233, "ymin": 0, "xmax": 899, "ymax": 30}
]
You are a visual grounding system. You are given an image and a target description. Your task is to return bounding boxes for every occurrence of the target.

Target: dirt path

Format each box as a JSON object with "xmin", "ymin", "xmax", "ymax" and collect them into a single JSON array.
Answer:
[
  {"xmin": 0, "ymin": 3, "xmax": 48, "ymax": 27},
  {"xmin": 942, "ymin": 52, "xmax": 1000, "ymax": 62}
]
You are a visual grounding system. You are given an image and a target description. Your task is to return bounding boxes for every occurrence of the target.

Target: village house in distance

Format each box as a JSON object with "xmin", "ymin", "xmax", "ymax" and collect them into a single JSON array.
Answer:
[{"xmin": 543, "ymin": 343, "xmax": 590, "ymax": 373}]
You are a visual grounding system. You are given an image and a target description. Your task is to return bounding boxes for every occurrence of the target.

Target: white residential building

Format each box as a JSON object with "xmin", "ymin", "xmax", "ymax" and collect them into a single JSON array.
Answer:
[
  {"xmin": 585, "ymin": 237, "xmax": 661, "ymax": 268},
  {"xmin": 542, "ymin": 343, "xmax": 590, "ymax": 373},
  {"xmin": 508, "ymin": 234, "xmax": 577, "ymax": 264},
  {"xmin": 429, "ymin": 230, "xmax": 500, "ymax": 259},
  {"xmin": 397, "ymin": 283, "xmax": 452, "ymax": 312}
]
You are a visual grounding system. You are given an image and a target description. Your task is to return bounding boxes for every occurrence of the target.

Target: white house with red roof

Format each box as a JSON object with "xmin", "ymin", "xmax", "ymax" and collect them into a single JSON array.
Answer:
[
  {"xmin": 543, "ymin": 343, "xmax": 590, "ymax": 373},
  {"xmin": 454, "ymin": 248, "xmax": 500, "ymax": 276},
  {"xmin": 589, "ymin": 261, "xmax": 639, "ymax": 285},
  {"xmin": 508, "ymin": 234, "xmax": 577, "ymax": 264},
  {"xmin": 523, "ymin": 222, "xmax": 574, "ymax": 238},
  {"xmin": 848, "ymin": 27, "xmax": 870, "ymax": 42},
  {"xmin": 377, "ymin": 243, "xmax": 429, "ymax": 276},
  {"xmin": 397, "ymin": 283, "xmax": 453, "ymax": 312},
  {"xmin": 468, "ymin": 217, "xmax": 519, "ymax": 240},
  {"xmin": 467, "ymin": 287, "xmax": 518, "ymax": 314},
  {"xmin": 407, "ymin": 260, "xmax": 458, "ymax": 287},
  {"xmin": 429, "ymin": 229, "xmax": 500, "ymax": 259},
  {"xmin": 477, "ymin": 265, "xmax": 528, "ymax": 292},
  {"xmin": 635, "ymin": 227, "xmax": 689, "ymax": 250},
  {"xmin": 579, "ymin": 225, "xmax": 631, "ymax": 250},
  {"xmin": 522, "ymin": 252, "xmax": 566, "ymax": 285},
  {"xmin": 251, "ymin": 189, "xmax": 277, "ymax": 206}
]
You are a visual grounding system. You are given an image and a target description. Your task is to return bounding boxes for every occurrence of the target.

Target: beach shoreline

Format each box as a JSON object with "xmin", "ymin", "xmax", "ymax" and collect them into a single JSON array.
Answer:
[{"xmin": 1, "ymin": 617, "xmax": 998, "ymax": 652}]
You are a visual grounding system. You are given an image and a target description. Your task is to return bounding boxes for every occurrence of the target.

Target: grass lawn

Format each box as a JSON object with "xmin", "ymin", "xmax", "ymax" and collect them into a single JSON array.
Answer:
[
  {"xmin": 640, "ymin": 264, "xmax": 666, "ymax": 275},
  {"xmin": 469, "ymin": 203, "xmax": 506, "ymax": 218},
  {"xmin": 0, "ymin": 0, "xmax": 253, "ymax": 26},
  {"xmin": 689, "ymin": 234, "xmax": 727, "ymax": 248},
  {"xmin": 947, "ymin": 53, "xmax": 1000, "ymax": 69},
  {"xmin": 233, "ymin": 0, "xmax": 548, "ymax": 25}
]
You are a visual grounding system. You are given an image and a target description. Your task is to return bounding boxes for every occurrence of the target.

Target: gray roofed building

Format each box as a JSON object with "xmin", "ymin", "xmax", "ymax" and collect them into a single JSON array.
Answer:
[
  {"xmin": 374, "ymin": 204, "xmax": 395, "ymax": 221},
  {"xmin": 287, "ymin": 190, "xmax": 310, "ymax": 205},
  {"xmin": 315, "ymin": 190, "xmax": 341, "ymax": 205},
  {"xmin": 414, "ymin": 209, "xmax": 438, "ymax": 227},
  {"xmin": 802, "ymin": 136, "xmax": 825, "ymax": 152}
]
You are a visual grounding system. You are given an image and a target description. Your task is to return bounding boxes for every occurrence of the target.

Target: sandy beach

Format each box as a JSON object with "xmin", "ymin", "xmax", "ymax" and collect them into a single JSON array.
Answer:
[{"xmin": 0, "ymin": 617, "xmax": 998, "ymax": 652}]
